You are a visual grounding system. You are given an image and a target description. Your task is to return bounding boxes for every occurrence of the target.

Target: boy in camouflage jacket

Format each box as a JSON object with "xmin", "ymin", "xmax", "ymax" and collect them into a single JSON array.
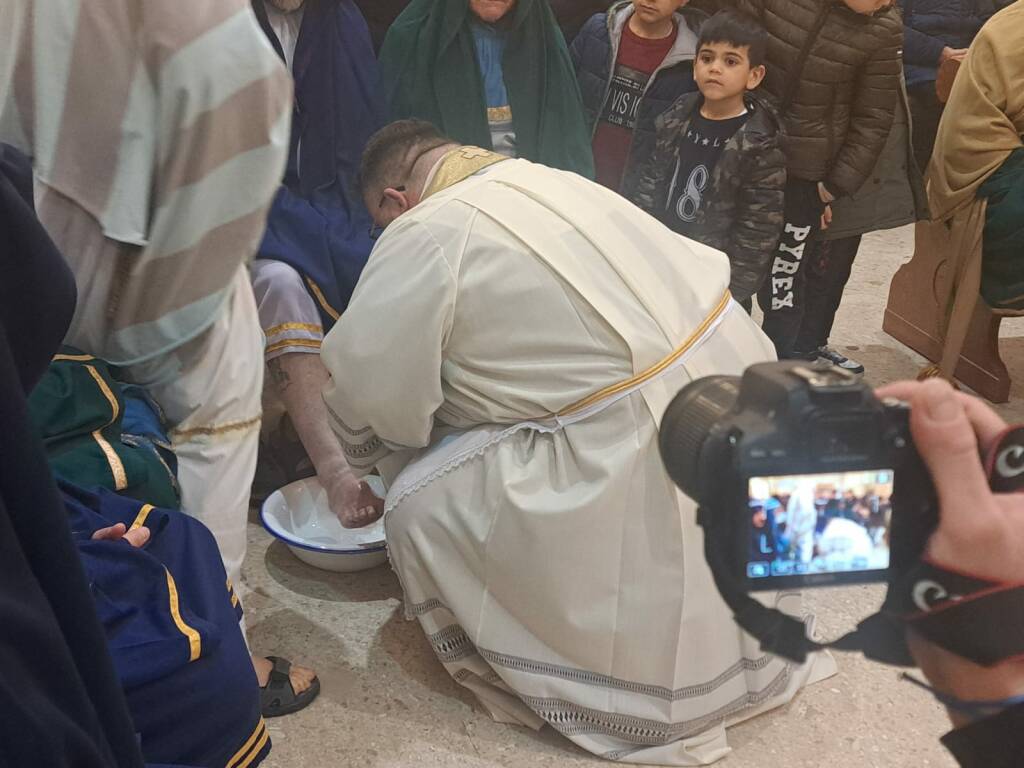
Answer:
[{"xmin": 624, "ymin": 9, "xmax": 784, "ymax": 305}]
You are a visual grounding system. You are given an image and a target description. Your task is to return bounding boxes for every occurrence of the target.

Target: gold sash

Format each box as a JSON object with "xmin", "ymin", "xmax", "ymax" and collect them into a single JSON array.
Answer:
[
  {"xmin": 556, "ymin": 290, "xmax": 733, "ymax": 418},
  {"xmin": 422, "ymin": 146, "xmax": 510, "ymax": 200}
]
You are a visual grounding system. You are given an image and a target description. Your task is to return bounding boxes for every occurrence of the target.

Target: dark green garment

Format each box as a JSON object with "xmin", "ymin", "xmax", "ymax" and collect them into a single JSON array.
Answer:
[
  {"xmin": 380, "ymin": 0, "xmax": 595, "ymax": 178},
  {"xmin": 980, "ymin": 147, "xmax": 1024, "ymax": 311},
  {"xmin": 27, "ymin": 349, "xmax": 179, "ymax": 509}
]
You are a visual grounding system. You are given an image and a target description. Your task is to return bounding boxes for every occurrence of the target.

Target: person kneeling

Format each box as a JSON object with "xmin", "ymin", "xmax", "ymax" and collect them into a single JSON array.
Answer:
[{"xmin": 319, "ymin": 120, "xmax": 835, "ymax": 764}]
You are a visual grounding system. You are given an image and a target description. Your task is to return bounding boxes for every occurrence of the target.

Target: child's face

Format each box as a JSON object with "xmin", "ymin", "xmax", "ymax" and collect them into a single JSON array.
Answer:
[
  {"xmin": 695, "ymin": 42, "xmax": 766, "ymax": 102},
  {"xmin": 841, "ymin": 0, "xmax": 892, "ymax": 15},
  {"xmin": 631, "ymin": 0, "xmax": 689, "ymax": 25}
]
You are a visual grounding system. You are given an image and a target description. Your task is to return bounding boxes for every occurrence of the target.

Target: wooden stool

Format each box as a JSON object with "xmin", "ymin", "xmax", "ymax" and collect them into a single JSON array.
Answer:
[{"xmin": 883, "ymin": 217, "xmax": 1021, "ymax": 403}]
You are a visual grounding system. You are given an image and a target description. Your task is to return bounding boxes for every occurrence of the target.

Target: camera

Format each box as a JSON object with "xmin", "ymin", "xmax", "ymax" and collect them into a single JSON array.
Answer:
[{"xmin": 659, "ymin": 360, "xmax": 938, "ymax": 591}]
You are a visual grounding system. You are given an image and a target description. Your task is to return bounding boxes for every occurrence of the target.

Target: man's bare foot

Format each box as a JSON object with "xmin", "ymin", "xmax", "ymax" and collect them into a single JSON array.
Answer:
[
  {"xmin": 252, "ymin": 654, "xmax": 316, "ymax": 694},
  {"xmin": 324, "ymin": 468, "xmax": 385, "ymax": 528}
]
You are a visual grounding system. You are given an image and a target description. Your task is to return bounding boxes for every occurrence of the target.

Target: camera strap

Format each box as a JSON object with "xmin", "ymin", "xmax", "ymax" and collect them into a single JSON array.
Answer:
[
  {"xmin": 886, "ymin": 425, "xmax": 1024, "ymax": 666},
  {"xmin": 699, "ymin": 508, "xmax": 912, "ymax": 665},
  {"xmin": 699, "ymin": 425, "xmax": 1024, "ymax": 668},
  {"xmin": 887, "ymin": 558, "xmax": 1024, "ymax": 666}
]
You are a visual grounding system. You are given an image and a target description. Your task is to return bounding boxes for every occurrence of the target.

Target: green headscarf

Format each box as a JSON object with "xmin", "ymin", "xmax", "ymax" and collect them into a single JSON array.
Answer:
[{"xmin": 380, "ymin": 0, "xmax": 595, "ymax": 178}]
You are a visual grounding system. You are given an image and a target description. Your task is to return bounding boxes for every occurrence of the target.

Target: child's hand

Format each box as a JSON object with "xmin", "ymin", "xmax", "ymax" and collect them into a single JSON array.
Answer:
[{"xmin": 820, "ymin": 204, "xmax": 833, "ymax": 230}]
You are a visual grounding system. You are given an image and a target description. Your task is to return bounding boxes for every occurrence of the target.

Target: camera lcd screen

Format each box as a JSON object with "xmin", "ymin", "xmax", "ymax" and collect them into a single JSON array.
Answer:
[{"xmin": 746, "ymin": 470, "xmax": 894, "ymax": 582}]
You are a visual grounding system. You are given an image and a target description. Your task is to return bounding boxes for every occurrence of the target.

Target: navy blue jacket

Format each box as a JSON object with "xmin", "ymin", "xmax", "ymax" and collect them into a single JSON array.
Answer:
[
  {"xmin": 550, "ymin": 0, "xmax": 615, "ymax": 43},
  {"xmin": 571, "ymin": 1, "xmax": 705, "ymax": 188},
  {"xmin": 898, "ymin": 0, "xmax": 1009, "ymax": 87}
]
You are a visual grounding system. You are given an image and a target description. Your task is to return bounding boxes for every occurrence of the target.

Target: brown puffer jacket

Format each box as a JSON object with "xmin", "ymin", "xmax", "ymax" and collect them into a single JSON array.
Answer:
[{"xmin": 733, "ymin": 0, "xmax": 903, "ymax": 197}]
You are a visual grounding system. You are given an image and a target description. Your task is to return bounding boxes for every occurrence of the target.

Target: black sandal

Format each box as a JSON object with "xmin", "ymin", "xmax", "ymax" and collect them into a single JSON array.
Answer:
[{"xmin": 260, "ymin": 656, "xmax": 321, "ymax": 718}]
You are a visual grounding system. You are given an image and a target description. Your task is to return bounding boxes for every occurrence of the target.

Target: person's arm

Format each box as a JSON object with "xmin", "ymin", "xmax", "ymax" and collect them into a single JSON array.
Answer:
[
  {"xmin": 877, "ymin": 380, "xmax": 1024, "ymax": 767},
  {"xmin": 928, "ymin": 18, "xmax": 1024, "ymax": 219},
  {"xmin": 257, "ymin": 185, "xmax": 328, "ymax": 259},
  {"xmin": 623, "ymin": 107, "xmax": 681, "ymax": 216},
  {"xmin": 903, "ymin": 25, "xmax": 953, "ymax": 67},
  {"xmin": 825, "ymin": 19, "xmax": 902, "ymax": 198},
  {"xmin": 569, "ymin": 14, "xmax": 591, "ymax": 73},
  {"xmin": 941, "ymin": 704, "xmax": 1024, "ymax": 767},
  {"xmin": 725, "ymin": 137, "xmax": 786, "ymax": 304},
  {"xmin": 895, "ymin": 0, "xmax": 950, "ymax": 67},
  {"xmin": 321, "ymin": 217, "xmax": 456, "ymax": 470}
]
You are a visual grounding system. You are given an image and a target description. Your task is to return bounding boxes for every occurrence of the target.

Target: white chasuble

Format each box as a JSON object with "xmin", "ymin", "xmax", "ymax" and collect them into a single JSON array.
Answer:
[{"xmin": 321, "ymin": 154, "xmax": 836, "ymax": 765}]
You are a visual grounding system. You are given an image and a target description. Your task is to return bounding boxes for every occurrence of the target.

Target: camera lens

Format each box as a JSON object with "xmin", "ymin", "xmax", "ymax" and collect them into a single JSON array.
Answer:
[{"xmin": 659, "ymin": 375, "xmax": 740, "ymax": 501}]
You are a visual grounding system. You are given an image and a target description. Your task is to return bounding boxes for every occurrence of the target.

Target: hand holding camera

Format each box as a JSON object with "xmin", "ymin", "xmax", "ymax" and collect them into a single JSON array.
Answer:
[
  {"xmin": 876, "ymin": 378, "xmax": 1024, "ymax": 726},
  {"xmin": 660, "ymin": 359, "xmax": 936, "ymax": 596},
  {"xmin": 659, "ymin": 362, "xmax": 1024, "ymax": 718}
]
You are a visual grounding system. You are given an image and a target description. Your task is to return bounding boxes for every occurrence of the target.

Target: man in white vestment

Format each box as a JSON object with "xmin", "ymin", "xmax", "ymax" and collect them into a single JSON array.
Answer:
[{"xmin": 321, "ymin": 120, "xmax": 836, "ymax": 765}]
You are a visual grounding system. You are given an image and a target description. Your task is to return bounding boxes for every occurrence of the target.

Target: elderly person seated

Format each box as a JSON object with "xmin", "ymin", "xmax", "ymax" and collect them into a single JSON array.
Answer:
[
  {"xmin": 249, "ymin": 0, "xmax": 387, "ymax": 529},
  {"xmin": 380, "ymin": 0, "xmax": 595, "ymax": 176}
]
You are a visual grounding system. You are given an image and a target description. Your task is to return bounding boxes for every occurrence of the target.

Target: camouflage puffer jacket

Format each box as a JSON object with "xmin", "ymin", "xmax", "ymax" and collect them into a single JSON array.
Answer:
[{"xmin": 623, "ymin": 91, "xmax": 786, "ymax": 303}]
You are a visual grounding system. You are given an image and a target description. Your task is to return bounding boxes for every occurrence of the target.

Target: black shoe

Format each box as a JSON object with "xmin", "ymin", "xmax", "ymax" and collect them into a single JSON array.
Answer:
[{"xmin": 813, "ymin": 345, "xmax": 865, "ymax": 375}]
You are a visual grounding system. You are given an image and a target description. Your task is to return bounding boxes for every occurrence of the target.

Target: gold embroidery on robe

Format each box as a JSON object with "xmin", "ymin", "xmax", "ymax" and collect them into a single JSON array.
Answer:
[{"xmin": 422, "ymin": 146, "xmax": 510, "ymax": 200}]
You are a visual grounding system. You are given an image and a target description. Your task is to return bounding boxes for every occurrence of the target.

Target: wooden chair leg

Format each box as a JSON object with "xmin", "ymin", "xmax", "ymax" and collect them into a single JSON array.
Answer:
[{"xmin": 883, "ymin": 220, "xmax": 1011, "ymax": 403}]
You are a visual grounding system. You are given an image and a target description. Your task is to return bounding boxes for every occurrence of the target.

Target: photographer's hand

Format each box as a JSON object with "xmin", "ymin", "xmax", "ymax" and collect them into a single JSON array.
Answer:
[{"xmin": 877, "ymin": 379, "xmax": 1024, "ymax": 727}]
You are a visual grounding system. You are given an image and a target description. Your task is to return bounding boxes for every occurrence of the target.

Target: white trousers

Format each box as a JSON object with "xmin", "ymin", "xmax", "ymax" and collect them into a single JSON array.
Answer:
[
  {"xmin": 251, "ymin": 258, "xmax": 323, "ymax": 361},
  {"xmin": 37, "ymin": 183, "xmax": 262, "ymax": 589},
  {"xmin": 127, "ymin": 270, "xmax": 263, "ymax": 588}
]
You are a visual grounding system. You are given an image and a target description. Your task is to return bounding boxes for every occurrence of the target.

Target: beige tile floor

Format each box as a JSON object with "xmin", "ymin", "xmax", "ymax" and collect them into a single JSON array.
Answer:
[{"xmin": 247, "ymin": 224, "xmax": 1024, "ymax": 768}]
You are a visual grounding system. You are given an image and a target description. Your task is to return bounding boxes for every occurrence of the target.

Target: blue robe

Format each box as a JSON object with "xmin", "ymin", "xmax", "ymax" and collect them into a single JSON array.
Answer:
[
  {"xmin": 65, "ymin": 483, "xmax": 268, "ymax": 768},
  {"xmin": 0, "ymin": 150, "xmax": 149, "ymax": 768},
  {"xmin": 253, "ymin": 0, "xmax": 385, "ymax": 326}
]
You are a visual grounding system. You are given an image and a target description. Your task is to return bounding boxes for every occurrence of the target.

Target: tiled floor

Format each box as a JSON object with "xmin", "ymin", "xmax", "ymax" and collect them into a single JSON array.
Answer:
[{"xmin": 248, "ymin": 224, "xmax": 1024, "ymax": 767}]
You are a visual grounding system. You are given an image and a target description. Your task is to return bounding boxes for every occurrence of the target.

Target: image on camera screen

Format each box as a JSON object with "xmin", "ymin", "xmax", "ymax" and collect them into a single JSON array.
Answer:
[{"xmin": 746, "ymin": 470, "xmax": 894, "ymax": 580}]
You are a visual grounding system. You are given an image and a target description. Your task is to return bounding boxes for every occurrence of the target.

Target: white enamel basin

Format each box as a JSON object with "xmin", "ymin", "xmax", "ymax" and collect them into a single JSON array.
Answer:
[{"xmin": 260, "ymin": 476, "xmax": 387, "ymax": 573}]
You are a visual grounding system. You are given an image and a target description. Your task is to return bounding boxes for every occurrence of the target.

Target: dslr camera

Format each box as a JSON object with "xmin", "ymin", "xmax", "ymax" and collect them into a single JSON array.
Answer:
[{"xmin": 659, "ymin": 360, "xmax": 938, "ymax": 591}]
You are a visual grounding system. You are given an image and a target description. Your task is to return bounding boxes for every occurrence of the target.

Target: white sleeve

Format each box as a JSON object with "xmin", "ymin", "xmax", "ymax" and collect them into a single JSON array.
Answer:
[{"xmin": 321, "ymin": 217, "xmax": 456, "ymax": 467}]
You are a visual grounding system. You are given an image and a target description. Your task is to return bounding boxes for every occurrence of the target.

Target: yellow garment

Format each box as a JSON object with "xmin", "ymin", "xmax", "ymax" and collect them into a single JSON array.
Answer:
[
  {"xmin": 921, "ymin": 2, "xmax": 1024, "ymax": 380},
  {"xmin": 926, "ymin": 1, "xmax": 1024, "ymax": 220}
]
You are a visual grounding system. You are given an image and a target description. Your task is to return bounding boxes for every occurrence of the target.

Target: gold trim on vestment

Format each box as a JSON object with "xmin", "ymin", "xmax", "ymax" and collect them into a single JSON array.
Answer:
[
  {"xmin": 227, "ymin": 718, "xmax": 269, "ymax": 768},
  {"xmin": 90, "ymin": 432, "xmax": 127, "ymax": 490},
  {"xmin": 265, "ymin": 338, "xmax": 322, "ymax": 355},
  {"xmin": 165, "ymin": 568, "xmax": 201, "ymax": 662},
  {"xmin": 84, "ymin": 364, "xmax": 128, "ymax": 490},
  {"xmin": 225, "ymin": 578, "xmax": 241, "ymax": 608},
  {"xmin": 237, "ymin": 728, "xmax": 269, "ymax": 768},
  {"xmin": 304, "ymin": 277, "xmax": 341, "ymax": 322},
  {"xmin": 263, "ymin": 321, "xmax": 323, "ymax": 337},
  {"xmin": 556, "ymin": 290, "xmax": 733, "ymax": 418},
  {"xmin": 129, "ymin": 504, "xmax": 154, "ymax": 532},
  {"xmin": 487, "ymin": 105, "xmax": 512, "ymax": 123},
  {"xmin": 85, "ymin": 364, "xmax": 120, "ymax": 420},
  {"xmin": 171, "ymin": 415, "xmax": 262, "ymax": 441},
  {"xmin": 422, "ymin": 146, "xmax": 510, "ymax": 200},
  {"xmin": 52, "ymin": 352, "xmax": 95, "ymax": 362}
]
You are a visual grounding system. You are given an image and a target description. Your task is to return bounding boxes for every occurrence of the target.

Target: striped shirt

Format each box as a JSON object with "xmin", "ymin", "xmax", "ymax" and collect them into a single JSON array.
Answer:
[{"xmin": 0, "ymin": 0, "xmax": 292, "ymax": 363}]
